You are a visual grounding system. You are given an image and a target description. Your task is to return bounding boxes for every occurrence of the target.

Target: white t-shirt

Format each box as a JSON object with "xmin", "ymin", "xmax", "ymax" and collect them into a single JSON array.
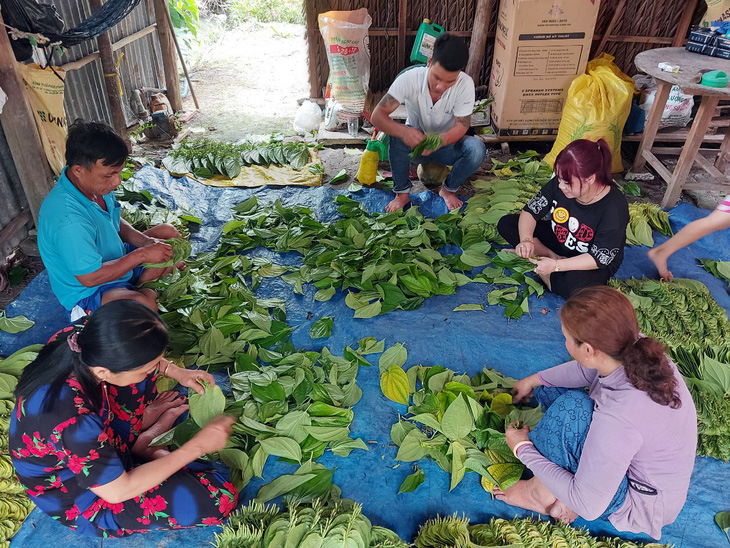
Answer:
[{"xmin": 387, "ymin": 67, "xmax": 475, "ymax": 134}]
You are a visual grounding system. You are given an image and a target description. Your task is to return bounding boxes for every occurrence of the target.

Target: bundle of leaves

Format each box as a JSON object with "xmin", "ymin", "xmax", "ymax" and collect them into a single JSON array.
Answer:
[
  {"xmin": 218, "ymin": 195, "xmax": 541, "ymax": 320},
  {"xmin": 611, "ymin": 277, "xmax": 730, "ymax": 460},
  {"xmin": 625, "ymin": 203, "xmax": 672, "ymax": 247},
  {"xmin": 717, "ymin": 511, "xmax": 730, "ymax": 544},
  {"xmin": 153, "ymin": 336, "xmax": 378, "ymax": 495},
  {"xmin": 410, "ymin": 134, "xmax": 442, "ymax": 158},
  {"xmin": 466, "ymin": 516, "xmax": 668, "ymax": 548},
  {"xmin": 378, "ymin": 343, "xmax": 542, "ymax": 493},
  {"xmin": 215, "ymin": 498, "xmax": 408, "ymax": 548},
  {"xmin": 698, "ymin": 258, "xmax": 730, "ymax": 288},
  {"xmin": 163, "ymin": 136, "xmax": 312, "ymax": 179},
  {"xmin": 142, "ymin": 238, "xmax": 192, "ymax": 268},
  {"xmin": 670, "ymin": 345, "xmax": 730, "ymax": 461},
  {"xmin": 609, "ymin": 277, "xmax": 730, "ymax": 351},
  {"xmin": 0, "ymin": 346, "xmax": 41, "ymax": 546},
  {"xmin": 116, "ymin": 179, "xmax": 202, "ymax": 239}
]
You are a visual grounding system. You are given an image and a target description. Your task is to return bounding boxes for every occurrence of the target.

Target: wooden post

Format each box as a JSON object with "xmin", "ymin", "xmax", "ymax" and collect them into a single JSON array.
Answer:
[
  {"xmin": 632, "ymin": 81, "xmax": 671, "ymax": 172},
  {"xmin": 153, "ymin": 0, "xmax": 183, "ymax": 111},
  {"xmin": 0, "ymin": 13, "xmax": 54, "ymax": 224},
  {"xmin": 592, "ymin": 0, "xmax": 626, "ymax": 57},
  {"xmin": 88, "ymin": 0, "xmax": 129, "ymax": 144},
  {"xmin": 397, "ymin": 0, "xmax": 408, "ymax": 72},
  {"xmin": 466, "ymin": 0, "xmax": 493, "ymax": 83},
  {"xmin": 672, "ymin": 0, "xmax": 699, "ymax": 47},
  {"xmin": 305, "ymin": 0, "xmax": 321, "ymax": 98}
]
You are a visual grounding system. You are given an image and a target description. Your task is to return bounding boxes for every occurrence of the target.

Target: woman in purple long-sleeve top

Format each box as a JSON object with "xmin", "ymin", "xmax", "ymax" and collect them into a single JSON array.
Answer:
[{"xmin": 494, "ymin": 286, "xmax": 697, "ymax": 540}]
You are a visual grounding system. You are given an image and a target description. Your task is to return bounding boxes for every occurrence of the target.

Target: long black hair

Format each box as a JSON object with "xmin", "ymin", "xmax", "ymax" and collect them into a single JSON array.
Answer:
[{"xmin": 15, "ymin": 300, "xmax": 168, "ymax": 412}]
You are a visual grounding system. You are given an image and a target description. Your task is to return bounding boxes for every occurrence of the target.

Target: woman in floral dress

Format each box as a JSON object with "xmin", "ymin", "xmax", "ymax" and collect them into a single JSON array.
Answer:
[{"xmin": 10, "ymin": 299, "xmax": 237, "ymax": 537}]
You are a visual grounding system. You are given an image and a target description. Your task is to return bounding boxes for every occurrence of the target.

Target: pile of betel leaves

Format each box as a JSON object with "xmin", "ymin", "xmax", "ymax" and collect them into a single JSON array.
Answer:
[{"xmin": 0, "ymin": 347, "xmax": 41, "ymax": 547}]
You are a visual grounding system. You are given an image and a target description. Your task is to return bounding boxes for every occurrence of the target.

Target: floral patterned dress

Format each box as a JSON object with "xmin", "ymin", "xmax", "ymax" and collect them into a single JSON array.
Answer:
[{"xmin": 9, "ymin": 355, "xmax": 238, "ymax": 537}]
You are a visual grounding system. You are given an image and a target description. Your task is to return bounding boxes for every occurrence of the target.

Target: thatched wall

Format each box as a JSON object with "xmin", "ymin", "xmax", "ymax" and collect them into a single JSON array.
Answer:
[{"xmin": 305, "ymin": 0, "xmax": 707, "ymax": 100}]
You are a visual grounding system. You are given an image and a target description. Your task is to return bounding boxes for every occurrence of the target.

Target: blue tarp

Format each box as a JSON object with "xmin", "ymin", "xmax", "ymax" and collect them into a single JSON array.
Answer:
[{"xmin": 3, "ymin": 166, "xmax": 730, "ymax": 548}]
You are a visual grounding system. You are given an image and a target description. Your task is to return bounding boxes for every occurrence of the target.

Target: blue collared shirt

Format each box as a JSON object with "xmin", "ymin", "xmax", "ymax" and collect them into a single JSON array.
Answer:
[{"xmin": 38, "ymin": 167, "xmax": 131, "ymax": 310}]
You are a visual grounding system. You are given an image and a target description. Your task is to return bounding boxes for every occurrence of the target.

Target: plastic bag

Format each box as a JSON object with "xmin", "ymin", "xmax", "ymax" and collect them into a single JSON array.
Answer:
[
  {"xmin": 293, "ymin": 100, "xmax": 322, "ymax": 134},
  {"xmin": 18, "ymin": 63, "xmax": 66, "ymax": 175},
  {"xmin": 544, "ymin": 55, "xmax": 634, "ymax": 173},
  {"xmin": 318, "ymin": 9, "xmax": 372, "ymax": 122},
  {"xmin": 634, "ymin": 75, "xmax": 693, "ymax": 129}
]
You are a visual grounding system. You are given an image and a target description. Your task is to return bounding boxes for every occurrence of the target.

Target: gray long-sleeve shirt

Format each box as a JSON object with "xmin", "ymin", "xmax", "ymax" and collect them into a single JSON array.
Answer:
[{"xmin": 517, "ymin": 359, "xmax": 697, "ymax": 539}]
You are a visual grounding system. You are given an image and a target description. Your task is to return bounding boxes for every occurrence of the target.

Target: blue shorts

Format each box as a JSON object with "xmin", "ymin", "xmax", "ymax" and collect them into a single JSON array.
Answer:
[{"xmin": 68, "ymin": 243, "xmax": 144, "ymax": 320}]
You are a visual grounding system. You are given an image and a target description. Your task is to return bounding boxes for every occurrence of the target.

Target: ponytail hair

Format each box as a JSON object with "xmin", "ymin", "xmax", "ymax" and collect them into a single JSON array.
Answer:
[
  {"xmin": 559, "ymin": 286, "xmax": 682, "ymax": 409},
  {"xmin": 554, "ymin": 138, "xmax": 613, "ymax": 189},
  {"xmin": 15, "ymin": 300, "xmax": 168, "ymax": 412}
]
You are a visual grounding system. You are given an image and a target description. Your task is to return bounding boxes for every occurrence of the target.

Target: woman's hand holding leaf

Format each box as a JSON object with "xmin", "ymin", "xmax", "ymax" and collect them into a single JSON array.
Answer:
[
  {"xmin": 185, "ymin": 415, "xmax": 235, "ymax": 457},
  {"xmin": 505, "ymin": 421, "xmax": 530, "ymax": 450},
  {"xmin": 512, "ymin": 374, "xmax": 541, "ymax": 404},
  {"xmin": 163, "ymin": 360, "xmax": 216, "ymax": 394}
]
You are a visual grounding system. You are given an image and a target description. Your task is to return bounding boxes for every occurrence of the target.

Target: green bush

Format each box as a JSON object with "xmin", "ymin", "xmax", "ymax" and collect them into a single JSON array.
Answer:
[{"xmin": 227, "ymin": 0, "xmax": 303, "ymax": 24}]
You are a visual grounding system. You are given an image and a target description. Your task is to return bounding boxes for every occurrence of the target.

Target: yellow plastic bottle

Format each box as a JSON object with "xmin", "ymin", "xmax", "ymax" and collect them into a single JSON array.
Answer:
[{"xmin": 356, "ymin": 140, "xmax": 386, "ymax": 185}]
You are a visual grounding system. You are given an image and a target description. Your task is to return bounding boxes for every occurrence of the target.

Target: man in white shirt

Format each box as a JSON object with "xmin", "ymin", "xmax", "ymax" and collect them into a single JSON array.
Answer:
[{"xmin": 372, "ymin": 33, "xmax": 485, "ymax": 212}]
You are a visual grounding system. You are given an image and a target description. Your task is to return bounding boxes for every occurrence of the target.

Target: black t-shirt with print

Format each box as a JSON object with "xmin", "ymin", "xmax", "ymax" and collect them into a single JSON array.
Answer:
[{"xmin": 523, "ymin": 177, "xmax": 629, "ymax": 274}]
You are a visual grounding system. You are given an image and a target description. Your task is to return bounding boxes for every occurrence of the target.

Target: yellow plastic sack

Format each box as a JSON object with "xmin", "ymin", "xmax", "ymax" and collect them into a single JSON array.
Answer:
[
  {"xmin": 18, "ymin": 63, "xmax": 67, "ymax": 175},
  {"xmin": 544, "ymin": 56, "xmax": 635, "ymax": 173}
]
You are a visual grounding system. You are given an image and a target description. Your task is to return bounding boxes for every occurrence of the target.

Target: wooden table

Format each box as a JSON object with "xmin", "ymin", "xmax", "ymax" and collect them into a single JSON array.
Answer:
[{"xmin": 632, "ymin": 47, "xmax": 730, "ymax": 208}]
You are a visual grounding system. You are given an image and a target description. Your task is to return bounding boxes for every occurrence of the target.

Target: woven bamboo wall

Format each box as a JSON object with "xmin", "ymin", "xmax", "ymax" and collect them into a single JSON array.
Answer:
[{"xmin": 306, "ymin": 0, "xmax": 706, "ymax": 99}]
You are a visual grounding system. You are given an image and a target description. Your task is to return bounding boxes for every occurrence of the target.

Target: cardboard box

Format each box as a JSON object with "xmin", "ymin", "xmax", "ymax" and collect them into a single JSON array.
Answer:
[{"xmin": 489, "ymin": 0, "xmax": 601, "ymax": 137}]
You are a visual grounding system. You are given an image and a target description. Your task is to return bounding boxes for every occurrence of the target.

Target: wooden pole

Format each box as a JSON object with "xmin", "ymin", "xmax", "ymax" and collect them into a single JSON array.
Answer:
[
  {"xmin": 672, "ymin": 0, "xmax": 699, "ymax": 47},
  {"xmin": 0, "ymin": 13, "xmax": 54, "ymax": 224},
  {"xmin": 152, "ymin": 0, "xmax": 183, "ymax": 111},
  {"xmin": 163, "ymin": 4, "xmax": 199, "ymax": 109},
  {"xmin": 88, "ymin": 0, "xmax": 129, "ymax": 144},
  {"xmin": 592, "ymin": 0, "xmax": 626, "ymax": 57},
  {"xmin": 397, "ymin": 0, "xmax": 408, "ymax": 72},
  {"xmin": 305, "ymin": 0, "xmax": 321, "ymax": 98},
  {"xmin": 466, "ymin": 0, "xmax": 494, "ymax": 83}
]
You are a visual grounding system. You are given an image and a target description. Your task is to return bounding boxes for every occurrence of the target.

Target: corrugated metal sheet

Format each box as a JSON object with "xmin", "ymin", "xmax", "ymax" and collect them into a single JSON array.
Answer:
[
  {"xmin": 51, "ymin": 0, "xmax": 165, "ymax": 127},
  {"xmin": 0, "ymin": 125, "xmax": 30, "ymax": 257}
]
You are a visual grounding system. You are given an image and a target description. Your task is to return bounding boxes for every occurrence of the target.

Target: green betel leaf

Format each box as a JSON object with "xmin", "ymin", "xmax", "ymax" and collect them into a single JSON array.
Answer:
[
  {"xmin": 354, "ymin": 300, "xmax": 382, "ymax": 319},
  {"xmin": 453, "ymin": 304, "xmax": 484, "ymax": 312},
  {"xmin": 715, "ymin": 511, "xmax": 730, "ymax": 543},
  {"xmin": 411, "ymin": 413, "xmax": 442, "ymax": 432},
  {"xmin": 381, "ymin": 365, "xmax": 410, "ymax": 405},
  {"xmin": 330, "ymin": 437, "xmax": 368, "ymax": 457},
  {"xmin": 0, "ymin": 312, "xmax": 34, "ymax": 334},
  {"xmin": 358, "ymin": 337, "xmax": 385, "ymax": 355},
  {"xmin": 450, "ymin": 441, "xmax": 467, "ymax": 490},
  {"xmin": 188, "ymin": 380, "xmax": 226, "ymax": 428},
  {"xmin": 441, "ymin": 394, "xmax": 475, "ymax": 440},
  {"xmin": 395, "ymin": 429, "xmax": 428, "ymax": 461},
  {"xmin": 200, "ymin": 326, "xmax": 225, "ymax": 358},
  {"xmin": 255, "ymin": 473, "xmax": 316, "ymax": 503},
  {"xmin": 259, "ymin": 436, "xmax": 303, "ymax": 462},
  {"xmin": 275, "ymin": 411, "xmax": 312, "ymax": 443},
  {"xmin": 398, "ymin": 469, "xmax": 425, "ymax": 494},
  {"xmin": 460, "ymin": 249, "xmax": 491, "ymax": 267},
  {"xmin": 379, "ymin": 343, "xmax": 407, "ymax": 373},
  {"xmin": 309, "ymin": 316, "xmax": 334, "ymax": 340},
  {"xmin": 489, "ymin": 392, "xmax": 515, "ymax": 418},
  {"xmin": 702, "ymin": 356, "xmax": 730, "ymax": 396},
  {"xmin": 219, "ymin": 447, "xmax": 250, "ymax": 472},
  {"xmin": 314, "ymin": 286, "xmax": 336, "ymax": 301},
  {"xmin": 717, "ymin": 261, "xmax": 730, "ymax": 282},
  {"xmin": 330, "ymin": 169, "xmax": 347, "ymax": 184},
  {"xmin": 488, "ymin": 462, "xmax": 524, "ymax": 490}
]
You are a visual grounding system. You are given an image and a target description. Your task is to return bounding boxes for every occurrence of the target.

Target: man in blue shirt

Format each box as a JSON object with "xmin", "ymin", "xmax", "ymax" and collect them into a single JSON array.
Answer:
[{"xmin": 38, "ymin": 120, "xmax": 182, "ymax": 320}]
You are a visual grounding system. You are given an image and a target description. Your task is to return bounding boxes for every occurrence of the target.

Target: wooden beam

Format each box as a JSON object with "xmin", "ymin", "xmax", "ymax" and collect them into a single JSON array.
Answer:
[
  {"xmin": 88, "ymin": 0, "xmax": 129, "ymax": 144},
  {"xmin": 397, "ymin": 0, "xmax": 408, "ymax": 72},
  {"xmin": 369, "ymin": 28, "xmax": 475, "ymax": 37},
  {"xmin": 60, "ymin": 24, "xmax": 157, "ymax": 72},
  {"xmin": 466, "ymin": 0, "xmax": 494, "ymax": 83},
  {"xmin": 672, "ymin": 0, "xmax": 699, "ymax": 47},
  {"xmin": 0, "ymin": 210, "xmax": 31, "ymax": 248},
  {"xmin": 0, "ymin": 12, "xmax": 54, "ymax": 224},
  {"xmin": 305, "ymin": 0, "xmax": 320, "ymax": 98},
  {"xmin": 593, "ymin": 0, "xmax": 627, "ymax": 56},
  {"xmin": 152, "ymin": 0, "xmax": 182, "ymax": 111}
]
